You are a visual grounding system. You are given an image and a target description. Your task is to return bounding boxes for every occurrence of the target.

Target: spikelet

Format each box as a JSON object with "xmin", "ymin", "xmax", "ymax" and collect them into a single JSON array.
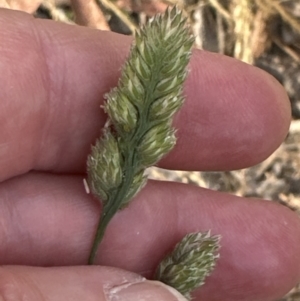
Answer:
[
  {"xmin": 87, "ymin": 130, "xmax": 122, "ymax": 203},
  {"xmin": 87, "ymin": 6, "xmax": 194, "ymax": 264},
  {"xmin": 155, "ymin": 232, "xmax": 220, "ymax": 300}
]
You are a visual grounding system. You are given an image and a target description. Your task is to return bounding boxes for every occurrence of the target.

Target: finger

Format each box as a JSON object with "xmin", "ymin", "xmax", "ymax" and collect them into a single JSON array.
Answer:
[
  {"xmin": 0, "ymin": 172, "xmax": 299, "ymax": 301},
  {"xmin": 0, "ymin": 265, "xmax": 184, "ymax": 301},
  {"xmin": 0, "ymin": 9, "xmax": 291, "ymax": 181}
]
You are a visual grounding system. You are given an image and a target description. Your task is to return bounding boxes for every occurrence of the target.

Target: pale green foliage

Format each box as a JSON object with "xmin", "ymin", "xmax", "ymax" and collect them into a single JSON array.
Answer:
[
  {"xmin": 86, "ymin": 6, "xmax": 194, "ymax": 265},
  {"xmin": 155, "ymin": 232, "xmax": 220, "ymax": 300}
]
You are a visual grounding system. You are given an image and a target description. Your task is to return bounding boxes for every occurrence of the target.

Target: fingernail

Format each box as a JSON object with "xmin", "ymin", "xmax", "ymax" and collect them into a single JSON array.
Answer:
[{"xmin": 105, "ymin": 279, "xmax": 188, "ymax": 301}]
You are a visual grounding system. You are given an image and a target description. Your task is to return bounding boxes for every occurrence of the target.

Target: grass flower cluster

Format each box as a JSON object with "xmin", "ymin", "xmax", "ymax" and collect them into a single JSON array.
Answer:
[
  {"xmin": 86, "ymin": 6, "xmax": 220, "ymax": 298},
  {"xmin": 155, "ymin": 232, "xmax": 220, "ymax": 300},
  {"xmin": 87, "ymin": 6, "xmax": 193, "ymax": 264}
]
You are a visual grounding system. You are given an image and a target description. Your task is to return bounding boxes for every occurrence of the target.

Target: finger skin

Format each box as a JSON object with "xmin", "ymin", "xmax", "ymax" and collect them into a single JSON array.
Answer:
[
  {"xmin": 0, "ymin": 172, "xmax": 299, "ymax": 301},
  {"xmin": 0, "ymin": 9, "xmax": 291, "ymax": 181},
  {"xmin": 0, "ymin": 265, "xmax": 185, "ymax": 301}
]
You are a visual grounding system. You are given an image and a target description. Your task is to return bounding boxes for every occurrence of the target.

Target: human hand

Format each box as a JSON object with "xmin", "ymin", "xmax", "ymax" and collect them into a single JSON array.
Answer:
[{"xmin": 0, "ymin": 8, "xmax": 299, "ymax": 301}]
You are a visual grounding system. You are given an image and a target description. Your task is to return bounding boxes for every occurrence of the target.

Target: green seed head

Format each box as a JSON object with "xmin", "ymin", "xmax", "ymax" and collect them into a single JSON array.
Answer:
[
  {"xmin": 87, "ymin": 6, "xmax": 194, "ymax": 205},
  {"xmin": 86, "ymin": 7, "xmax": 199, "ymax": 266},
  {"xmin": 87, "ymin": 130, "xmax": 123, "ymax": 202},
  {"xmin": 155, "ymin": 231, "xmax": 220, "ymax": 300}
]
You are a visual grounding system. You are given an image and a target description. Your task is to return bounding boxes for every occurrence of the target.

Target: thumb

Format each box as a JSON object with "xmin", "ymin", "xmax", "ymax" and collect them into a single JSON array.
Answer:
[{"xmin": 0, "ymin": 265, "xmax": 187, "ymax": 301}]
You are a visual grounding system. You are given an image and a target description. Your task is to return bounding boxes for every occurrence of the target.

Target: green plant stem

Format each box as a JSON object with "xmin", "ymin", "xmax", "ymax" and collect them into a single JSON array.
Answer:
[
  {"xmin": 88, "ymin": 149, "xmax": 136, "ymax": 264},
  {"xmin": 88, "ymin": 206, "xmax": 114, "ymax": 264}
]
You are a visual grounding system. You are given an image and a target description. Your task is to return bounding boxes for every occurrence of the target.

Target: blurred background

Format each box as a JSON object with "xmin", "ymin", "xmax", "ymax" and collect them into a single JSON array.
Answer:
[{"xmin": 1, "ymin": 0, "xmax": 300, "ymax": 300}]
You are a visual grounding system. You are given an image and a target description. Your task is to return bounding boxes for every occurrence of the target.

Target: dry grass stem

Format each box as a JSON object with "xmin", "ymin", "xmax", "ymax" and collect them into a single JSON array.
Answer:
[
  {"xmin": 96, "ymin": 0, "xmax": 137, "ymax": 33},
  {"xmin": 192, "ymin": 6, "xmax": 205, "ymax": 49},
  {"xmin": 42, "ymin": 0, "xmax": 75, "ymax": 23},
  {"xmin": 232, "ymin": 0, "xmax": 254, "ymax": 64},
  {"xmin": 264, "ymin": 0, "xmax": 300, "ymax": 34},
  {"xmin": 131, "ymin": 0, "xmax": 168, "ymax": 16},
  {"xmin": 71, "ymin": 0, "xmax": 109, "ymax": 30},
  {"xmin": 290, "ymin": 120, "xmax": 300, "ymax": 134},
  {"xmin": 251, "ymin": 9, "xmax": 271, "ymax": 58},
  {"xmin": 216, "ymin": 10, "xmax": 226, "ymax": 53},
  {"xmin": 208, "ymin": 0, "xmax": 232, "ymax": 23},
  {"xmin": 272, "ymin": 37, "xmax": 300, "ymax": 63}
]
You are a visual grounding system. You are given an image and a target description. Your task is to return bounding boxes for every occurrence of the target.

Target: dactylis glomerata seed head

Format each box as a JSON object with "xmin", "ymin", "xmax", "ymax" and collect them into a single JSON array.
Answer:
[
  {"xmin": 86, "ymin": 6, "xmax": 199, "ymax": 266},
  {"xmin": 155, "ymin": 231, "xmax": 220, "ymax": 300}
]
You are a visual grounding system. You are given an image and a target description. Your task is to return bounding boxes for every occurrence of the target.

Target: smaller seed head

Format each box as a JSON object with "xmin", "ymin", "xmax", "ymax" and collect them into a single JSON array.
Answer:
[
  {"xmin": 155, "ymin": 231, "xmax": 220, "ymax": 300},
  {"xmin": 87, "ymin": 130, "xmax": 123, "ymax": 203}
]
